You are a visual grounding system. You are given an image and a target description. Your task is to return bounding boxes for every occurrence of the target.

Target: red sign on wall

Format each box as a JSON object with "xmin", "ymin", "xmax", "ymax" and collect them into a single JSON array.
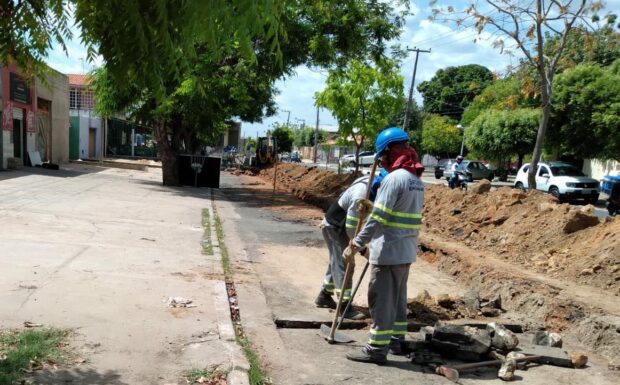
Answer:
[
  {"xmin": 26, "ymin": 110, "xmax": 35, "ymax": 132},
  {"xmin": 2, "ymin": 101, "xmax": 13, "ymax": 131}
]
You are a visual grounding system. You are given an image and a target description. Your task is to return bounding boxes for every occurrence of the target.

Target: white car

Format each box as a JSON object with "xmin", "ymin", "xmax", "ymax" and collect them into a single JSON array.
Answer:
[
  {"xmin": 340, "ymin": 151, "xmax": 376, "ymax": 167},
  {"xmin": 514, "ymin": 162, "xmax": 599, "ymax": 204}
]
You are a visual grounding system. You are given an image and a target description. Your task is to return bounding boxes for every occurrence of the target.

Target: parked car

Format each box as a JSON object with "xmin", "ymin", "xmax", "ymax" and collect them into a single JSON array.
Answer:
[
  {"xmin": 434, "ymin": 158, "xmax": 455, "ymax": 179},
  {"xmin": 513, "ymin": 161, "xmax": 600, "ymax": 204},
  {"xmin": 444, "ymin": 160, "xmax": 495, "ymax": 182},
  {"xmin": 290, "ymin": 151, "xmax": 302, "ymax": 163},
  {"xmin": 340, "ymin": 151, "xmax": 375, "ymax": 167}
]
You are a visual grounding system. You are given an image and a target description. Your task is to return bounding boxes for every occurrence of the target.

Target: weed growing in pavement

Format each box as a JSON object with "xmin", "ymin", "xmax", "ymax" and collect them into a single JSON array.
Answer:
[
  {"xmin": 210, "ymin": 193, "xmax": 270, "ymax": 385},
  {"xmin": 211, "ymin": 205, "xmax": 231, "ymax": 277},
  {"xmin": 201, "ymin": 208, "xmax": 214, "ymax": 255},
  {"xmin": 184, "ymin": 368, "xmax": 228, "ymax": 384},
  {"xmin": 0, "ymin": 328, "xmax": 72, "ymax": 384}
]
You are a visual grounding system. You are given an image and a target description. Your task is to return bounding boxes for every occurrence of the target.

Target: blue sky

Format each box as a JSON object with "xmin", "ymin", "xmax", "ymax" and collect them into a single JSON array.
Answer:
[{"xmin": 46, "ymin": 1, "xmax": 619, "ymax": 138}]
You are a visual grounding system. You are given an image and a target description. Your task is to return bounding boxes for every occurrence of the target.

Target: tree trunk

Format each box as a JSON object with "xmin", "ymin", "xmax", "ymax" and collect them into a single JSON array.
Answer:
[
  {"xmin": 155, "ymin": 121, "xmax": 179, "ymax": 186},
  {"xmin": 528, "ymin": 91, "xmax": 551, "ymax": 189}
]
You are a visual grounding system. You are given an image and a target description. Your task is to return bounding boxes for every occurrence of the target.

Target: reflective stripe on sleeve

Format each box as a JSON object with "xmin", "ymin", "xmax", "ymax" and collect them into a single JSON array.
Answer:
[
  {"xmin": 370, "ymin": 203, "xmax": 422, "ymax": 229},
  {"xmin": 345, "ymin": 215, "xmax": 360, "ymax": 229}
]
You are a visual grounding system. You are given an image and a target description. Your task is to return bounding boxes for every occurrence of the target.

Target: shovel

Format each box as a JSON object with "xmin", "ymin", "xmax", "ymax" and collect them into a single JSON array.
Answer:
[{"xmin": 322, "ymin": 160, "xmax": 378, "ymax": 344}]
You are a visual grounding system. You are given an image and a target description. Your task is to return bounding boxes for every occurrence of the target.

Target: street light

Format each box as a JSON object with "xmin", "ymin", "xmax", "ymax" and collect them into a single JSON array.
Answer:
[{"xmin": 457, "ymin": 124, "xmax": 466, "ymax": 156}]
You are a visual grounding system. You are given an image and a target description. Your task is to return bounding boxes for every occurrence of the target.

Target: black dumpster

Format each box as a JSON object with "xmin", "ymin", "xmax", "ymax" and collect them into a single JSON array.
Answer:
[{"xmin": 177, "ymin": 155, "xmax": 221, "ymax": 188}]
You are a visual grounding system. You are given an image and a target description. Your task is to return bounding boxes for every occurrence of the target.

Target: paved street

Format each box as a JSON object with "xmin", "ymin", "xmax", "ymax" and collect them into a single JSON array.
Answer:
[{"xmin": 0, "ymin": 165, "xmax": 245, "ymax": 385}]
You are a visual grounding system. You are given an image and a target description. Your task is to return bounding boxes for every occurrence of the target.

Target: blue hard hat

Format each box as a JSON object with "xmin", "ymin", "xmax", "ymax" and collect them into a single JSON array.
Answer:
[
  {"xmin": 370, "ymin": 168, "xmax": 389, "ymax": 201},
  {"xmin": 375, "ymin": 127, "xmax": 409, "ymax": 157}
]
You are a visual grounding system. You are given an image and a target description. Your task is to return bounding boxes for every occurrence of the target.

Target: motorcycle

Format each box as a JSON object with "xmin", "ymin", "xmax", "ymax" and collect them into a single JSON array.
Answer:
[{"xmin": 450, "ymin": 171, "xmax": 469, "ymax": 191}]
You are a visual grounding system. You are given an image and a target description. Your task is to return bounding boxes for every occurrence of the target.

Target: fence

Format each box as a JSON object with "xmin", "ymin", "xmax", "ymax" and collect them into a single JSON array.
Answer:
[{"xmin": 106, "ymin": 118, "xmax": 158, "ymax": 159}]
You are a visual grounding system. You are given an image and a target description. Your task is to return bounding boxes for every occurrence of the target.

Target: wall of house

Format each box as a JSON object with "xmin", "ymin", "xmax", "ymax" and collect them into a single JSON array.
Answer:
[
  {"xmin": 35, "ymin": 71, "xmax": 69, "ymax": 164},
  {"xmin": 69, "ymin": 110, "xmax": 102, "ymax": 159},
  {"xmin": 1, "ymin": 65, "xmax": 36, "ymax": 168},
  {"xmin": 583, "ymin": 159, "xmax": 620, "ymax": 180}
]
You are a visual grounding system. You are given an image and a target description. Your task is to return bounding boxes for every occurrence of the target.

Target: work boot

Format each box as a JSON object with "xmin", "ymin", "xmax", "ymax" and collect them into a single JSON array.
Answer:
[
  {"xmin": 388, "ymin": 339, "xmax": 406, "ymax": 356},
  {"xmin": 346, "ymin": 347, "xmax": 387, "ymax": 364},
  {"xmin": 340, "ymin": 302, "xmax": 366, "ymax": 320},
  {"xmin": 314, "ymin": 290, "xmax": 337, "ymax": 309}
]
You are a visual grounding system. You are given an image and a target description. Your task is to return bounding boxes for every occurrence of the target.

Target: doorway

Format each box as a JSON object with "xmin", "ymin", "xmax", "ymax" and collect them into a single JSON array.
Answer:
[
  {"xmin": 13, "ymin": 118, "xmax": 22, "ymax": 159},
  {"xmin": 89, "ymin": 128, "xmax": 96, "ymax": 158}
]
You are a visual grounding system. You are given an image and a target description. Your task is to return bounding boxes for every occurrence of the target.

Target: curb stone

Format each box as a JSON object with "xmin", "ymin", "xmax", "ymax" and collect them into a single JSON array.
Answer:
[{"xmin": 207, "ymin": 200, "xmax": 251, "ymax": 385}]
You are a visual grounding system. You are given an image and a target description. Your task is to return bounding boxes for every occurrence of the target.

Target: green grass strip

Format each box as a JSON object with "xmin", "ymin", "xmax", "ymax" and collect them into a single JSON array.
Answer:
[
  {"xmin": 0, "ymin": 328, "xmax": 71, "ymax": 385},
  {"xmin": 201, "ymin": 208, "xmax": 214, "ymax": 255},
  {"xmin": 211, "ymin": 204, "xmax": 231, "ymax": 277}
]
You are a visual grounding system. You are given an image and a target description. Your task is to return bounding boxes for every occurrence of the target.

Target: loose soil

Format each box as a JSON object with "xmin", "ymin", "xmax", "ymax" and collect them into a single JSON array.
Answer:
[{"xmin": 239, "ymin": 163, "xmax": 620, "ymax": 362}]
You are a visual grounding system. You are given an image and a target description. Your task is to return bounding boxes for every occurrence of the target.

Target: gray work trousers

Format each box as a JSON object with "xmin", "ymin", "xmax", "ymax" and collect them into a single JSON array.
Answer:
[
  {"xmin": 320, "ymin": 225, "xmax": 353, "ymax": 300},
  {"xmin": 365, "ymin": 263, "xmax": 410, "ymax": 355}
]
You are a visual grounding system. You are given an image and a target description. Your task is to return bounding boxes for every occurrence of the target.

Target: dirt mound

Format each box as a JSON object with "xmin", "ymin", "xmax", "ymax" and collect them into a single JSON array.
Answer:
[
  {"xmin": 251, "ymin": 164, "xmax": 619, "ymax": 294},
  {"xmin": 258, "ymin": 164, "xmax": 357, "ymax": 210},
  {"xmin": 423, "ymin": 184, "xmax": 620, "ymax": 295}
]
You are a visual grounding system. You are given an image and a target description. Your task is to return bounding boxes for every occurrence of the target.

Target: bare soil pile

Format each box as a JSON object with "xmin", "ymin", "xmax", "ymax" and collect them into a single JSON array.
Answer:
[
  {"xmin": 423, "ymin": 183, "xmax": 620, "ymax": 295},
  {"xmin": 259, "ymin": 164, "xmax": 357, "ymax": 210},
  {"xmin": 256, "ymin": 164, "xmax": 619, "ymax": 295}
]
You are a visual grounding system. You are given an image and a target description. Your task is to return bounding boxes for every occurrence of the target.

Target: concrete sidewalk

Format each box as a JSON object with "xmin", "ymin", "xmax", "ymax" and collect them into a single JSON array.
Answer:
[{"xmin": 0, "ymin": 164, "xmax": 245, "ymax": 384}]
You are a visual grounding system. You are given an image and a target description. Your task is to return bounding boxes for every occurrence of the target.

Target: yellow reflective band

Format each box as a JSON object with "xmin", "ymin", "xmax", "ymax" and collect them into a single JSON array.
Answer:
[
  {"xmin": 392, "ymin": 330, "xmax": 407, "ymax": 335},
  {"xmin": 393, "ymin": 321, "xmax": 408, "ymax": 326},
  {"xmin": 346, "ymin": 215, "xmax": 360, "ymax": 222},
  {"xmin": 370, "ymin": 213, "xmax": 421, "ymax": 229},
  {"xmin": 368, "ymin": 339, "xmax": 391, "ymax": 346},
  {"xmin": 369, "ymin": 329, "xmax": 393, "ymax": 335},
  {"xmin": 374, "ymin": 203, "xmax": 422, "ymax": 219}
]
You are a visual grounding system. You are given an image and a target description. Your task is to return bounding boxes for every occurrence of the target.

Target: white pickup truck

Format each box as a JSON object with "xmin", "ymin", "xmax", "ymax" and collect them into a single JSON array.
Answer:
[{"xmin": 340, "ymin": 151, "xmax": 376, "ymax": 167}]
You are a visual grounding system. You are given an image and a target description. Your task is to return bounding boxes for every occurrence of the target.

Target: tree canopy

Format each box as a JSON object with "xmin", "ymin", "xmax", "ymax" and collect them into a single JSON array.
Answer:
[
  {"xmin": 315, "ymin": 59, "xmax": 404, "ymax": 172},
  {"xmin": 271, "ymin": 125, "xmax": 295, "ymax": 153},
  {"xmin": 420, "ymin": 114, "xmax": 460, "ymax": 157},
  {"xmin": 466, "ymin": 108, "xmax": 539, "ymax": 166},
  {"xmin": 550, "ymin": 59, "xmax": 620, "ymax": 162},
  {"xmin": 417, "ymin": 64, "xmax": 494, "ymax": 121}
]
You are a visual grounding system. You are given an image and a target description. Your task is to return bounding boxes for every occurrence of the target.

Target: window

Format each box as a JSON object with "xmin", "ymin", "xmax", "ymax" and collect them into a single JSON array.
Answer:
[
  {"xmin": 538, "ymin": 166, "xmax": 550, "ymax": 176},
  {"xmin": 69, "ymin": 88, "xmax": 81, "ymax": 109},
  {"xmin": 69, "ymin": 87, "xmax": 95, "ymax": 110}
]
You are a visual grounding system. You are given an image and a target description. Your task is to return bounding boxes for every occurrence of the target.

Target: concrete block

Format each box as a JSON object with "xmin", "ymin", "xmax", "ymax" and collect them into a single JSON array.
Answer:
[
  {"xmin": 515, "ymin": 344, "xmax": 572, "ymax": 367},
  {"xmin": 487, "ymin": 322, "xmax": 519, "ymax": 350},
  {"xmin": 432, "ymin": 325, "xmax": 491, "ymax": 355}
]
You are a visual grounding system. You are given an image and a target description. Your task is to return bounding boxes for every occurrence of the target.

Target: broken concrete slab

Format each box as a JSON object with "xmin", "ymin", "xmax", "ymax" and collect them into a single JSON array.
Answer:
[
  {"xmin": 462, "ymin": 290, "xmax": 481, "ymax": 311},
  {"xmin": 432, "ymin": 325, "xmax": 491, "ymax": 355},
  {"xmin": 532, "ymin": 331, "xmax": 563, "ymax": 348},
  {"xmin": 515, "ymin": 344, "xmax": 573, "ymax": 367},
  {"xmin": 487, "ymin": 322, "xmax": 519, "ymax": 350}
]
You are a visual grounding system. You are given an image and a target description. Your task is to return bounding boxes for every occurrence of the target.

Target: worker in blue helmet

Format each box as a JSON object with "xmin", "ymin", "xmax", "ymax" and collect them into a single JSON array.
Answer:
[
  {"xmin": 344, "ymin": 127, "xmax": 425, "ymax": 364},
  {"xmin": 314, "ymin": 169, "xmax": 387, "ymax": 320}
]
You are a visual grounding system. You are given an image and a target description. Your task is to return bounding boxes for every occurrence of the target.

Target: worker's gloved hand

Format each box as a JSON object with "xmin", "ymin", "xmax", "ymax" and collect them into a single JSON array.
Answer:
[
  {"xmin": 357, "ymin": 199, "xmax": 374, "ymax": 216},
  {"xmin": 359, "ymin": 247, "xmax": 369, "ymax": 260},
  {"xmin": 342, "ymin": 242, "xmax": 359, "ymax": 265}
]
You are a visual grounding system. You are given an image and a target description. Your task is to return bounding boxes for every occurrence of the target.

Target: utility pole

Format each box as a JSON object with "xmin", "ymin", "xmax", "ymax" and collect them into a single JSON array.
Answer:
[
  {"xmin": 403, "ymin": 47, "xmax": 431, "ymax": 132},
  {"xmin": 313, "ymin": 107, "xmax": 319, "ymax": 163},
  {"xmin": 282, "ymin": 110, "xmax": 291, "ymax": 126}
]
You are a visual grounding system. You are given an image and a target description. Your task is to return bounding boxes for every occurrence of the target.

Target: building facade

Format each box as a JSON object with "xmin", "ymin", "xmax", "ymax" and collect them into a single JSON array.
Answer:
[
  {"xmin": 0, "ymin": 64, "xmax": 69, "ymax": 169},
  {"xmin": 67, "ymin": 74, "xmax": 104, "ymax": 160}
]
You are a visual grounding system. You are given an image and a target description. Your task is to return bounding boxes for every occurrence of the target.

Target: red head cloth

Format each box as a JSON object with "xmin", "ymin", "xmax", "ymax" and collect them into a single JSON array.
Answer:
[{"xmin": 382, "ymin": 146, "xmax": 425, "ymax": 177}]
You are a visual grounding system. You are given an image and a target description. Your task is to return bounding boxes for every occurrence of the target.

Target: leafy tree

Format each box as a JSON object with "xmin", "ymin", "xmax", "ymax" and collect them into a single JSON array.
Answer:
[
  {"xmin": 0, "ymin": 0, "xmax": 71, "ymax": 79},
  {"xmin": 550, "ymin": 59, "xmax": 620, "ymax": 162},
  {"xmin": 417, "ymin": 64, "xmax": 494, "ymax": 121},
  {"xmin": 433, "ymin": 0, "xmax": 607, "ymax": 188},
  {"xmin": 545, "ymin": 25, "xmax": 620, "ymax": 71},
  {"xmin": 466, "ymin": 108, "xmax": 539, "ymax": 168},
  {"xmin": 293, "ymin": 127, "xmax": 327, "ymax": 147},
  {"xmin": 271, "ymin": 125, "xmax": 295, "ymax": 153},
  {"xmin": 420, "ymin": 114, "xmax": 461, "ymax": 157},
  {"xmin": 461, "ymin": 77, "xmax": 538, "ymax": 125},
  {"xmin": 315, "ymin": 59, "xmax": 404, "ymax": 173}
]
